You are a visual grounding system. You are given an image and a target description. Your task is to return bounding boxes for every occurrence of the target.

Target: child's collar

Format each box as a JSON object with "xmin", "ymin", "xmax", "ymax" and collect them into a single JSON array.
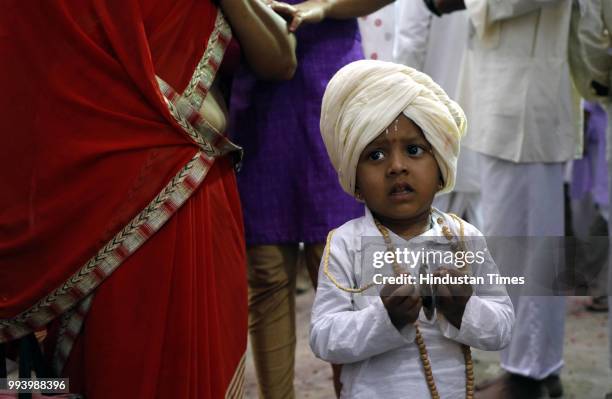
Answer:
[{"xmin": 364, "ymin": 206, "xmax": 442, "ymax": 242}]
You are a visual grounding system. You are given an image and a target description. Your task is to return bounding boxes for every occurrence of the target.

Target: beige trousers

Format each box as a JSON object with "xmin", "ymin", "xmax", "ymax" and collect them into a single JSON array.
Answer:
[{"xmin": 247, "ymin": 244, "xmax": 324, "ymax": 399}]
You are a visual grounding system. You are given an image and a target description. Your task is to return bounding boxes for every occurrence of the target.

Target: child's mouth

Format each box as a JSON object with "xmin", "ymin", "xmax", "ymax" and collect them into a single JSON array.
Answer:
[{"xmin": 389, "ymin": 182, "xmax": 415, "ymax": 196}]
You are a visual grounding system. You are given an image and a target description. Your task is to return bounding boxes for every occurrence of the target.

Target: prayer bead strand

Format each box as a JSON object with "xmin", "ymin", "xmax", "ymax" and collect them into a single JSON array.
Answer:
[{"xmin": 376, "ymin": 219, "xmax": 474, "ymax": 399}]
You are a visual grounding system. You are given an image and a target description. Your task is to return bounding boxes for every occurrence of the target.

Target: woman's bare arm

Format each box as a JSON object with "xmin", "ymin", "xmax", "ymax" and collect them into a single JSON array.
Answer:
[{"xmin": 221, "ymin": 0, "xmax": 297, "ymax": 80}]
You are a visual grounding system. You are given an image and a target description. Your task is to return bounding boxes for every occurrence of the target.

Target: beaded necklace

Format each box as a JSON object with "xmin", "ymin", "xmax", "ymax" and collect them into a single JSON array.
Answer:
[{"xmin": 322, "ymin": 211, "xmax": 474, "ymax": 399}]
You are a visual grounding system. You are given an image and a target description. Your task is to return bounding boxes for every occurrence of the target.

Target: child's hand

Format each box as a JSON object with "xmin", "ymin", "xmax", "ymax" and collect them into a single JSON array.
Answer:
[
  {"xmin": 432, "ymin": 267, "xmax": 473, "ymax": 329},
  {"xmin": 379, "ymin": 277, "xmax": 422, "ymax": 330}
]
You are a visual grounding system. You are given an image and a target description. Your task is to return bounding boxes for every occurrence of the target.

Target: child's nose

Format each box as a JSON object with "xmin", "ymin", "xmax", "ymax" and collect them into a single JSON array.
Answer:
[{"xmin": 387, "ymin": 151, "xmax": 409, "ymax": 175}]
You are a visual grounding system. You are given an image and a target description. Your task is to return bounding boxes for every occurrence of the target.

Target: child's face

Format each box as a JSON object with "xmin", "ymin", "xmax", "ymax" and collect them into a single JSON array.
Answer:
[{"xmin": 356, "ymin": 115, "xmax": 441, "ymax": 225}]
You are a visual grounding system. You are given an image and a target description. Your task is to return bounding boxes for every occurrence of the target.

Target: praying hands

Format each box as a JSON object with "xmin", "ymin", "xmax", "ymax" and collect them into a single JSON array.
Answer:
[
  {"xmin": 380, "ymin": 278, "xmax": 422, "ymax": 330},
  {"xmin": 432, "ymin": 266, "xmax": 473, "ymax": 329}
]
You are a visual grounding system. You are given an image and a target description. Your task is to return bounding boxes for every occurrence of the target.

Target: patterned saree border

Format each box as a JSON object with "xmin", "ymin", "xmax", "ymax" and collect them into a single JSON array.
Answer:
[
  {"xmin": 182, "ymin": 10, "xmax": 232, "ymax": 109},
  {"xmin": 158, "ymin": 77, "xmax": 242, "ymax": 159},
  {"xmin": 225, "ymin": 352, "xmax": 246, "ymax": 399},
  {"xmin": 156, "ymin": 7, "xmax": 240, "ymax": 162},
  {"xmin": 0, "ymin": 151, "xmax": 214, "ymax": 344},
  {"xmin": 51, "ymin": 294, "xmax": 93, "ymax": 375}
]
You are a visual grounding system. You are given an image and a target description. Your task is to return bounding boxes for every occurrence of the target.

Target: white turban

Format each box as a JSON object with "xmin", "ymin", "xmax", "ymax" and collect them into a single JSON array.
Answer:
[{"xmin": 320, "ymin": 60, "xmax": 467, "ymax": 197}]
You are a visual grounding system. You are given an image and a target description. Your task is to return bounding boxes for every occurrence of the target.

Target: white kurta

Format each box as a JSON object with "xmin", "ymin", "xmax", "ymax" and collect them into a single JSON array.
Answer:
[
  {"xmin": 310, "ymin": 208, "xmax": 514, "ymax": 398},
  {"xmin": 456, "ymin": 0, "xmax": 580, "ymax": 379},
  {"xmin": 458, "ymin": 0, "xmax": 580, "ymax": 163},
  {"xmin": 392, "ymin": 1, "xmax": 481, "ymax": 228},
  {"xmin": 393, "ymin": 0, "xmax": 468, "ymax": 98}
]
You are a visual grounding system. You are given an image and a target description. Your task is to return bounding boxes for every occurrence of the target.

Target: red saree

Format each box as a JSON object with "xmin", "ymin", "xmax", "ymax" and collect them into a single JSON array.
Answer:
[{"xmin": 0, "ymin": 1, "xmax": 247, "ymax": 397}]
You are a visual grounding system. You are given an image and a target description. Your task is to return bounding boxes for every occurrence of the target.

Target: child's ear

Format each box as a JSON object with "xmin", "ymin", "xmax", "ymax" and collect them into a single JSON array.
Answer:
[{"xmin": 355, "ymin": 186, "xmax": 363, "ymax": 200}]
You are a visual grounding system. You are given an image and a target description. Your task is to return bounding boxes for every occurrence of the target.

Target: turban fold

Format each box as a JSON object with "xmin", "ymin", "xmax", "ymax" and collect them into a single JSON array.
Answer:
[{"xmin": 320, "ymin": 60, "xmax": 467, "ymax": 197}]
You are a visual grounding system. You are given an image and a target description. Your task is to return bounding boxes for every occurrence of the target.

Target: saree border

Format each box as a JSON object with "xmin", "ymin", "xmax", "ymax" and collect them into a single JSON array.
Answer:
[
  {"xmin": 51, "ymin": 295, "xmax": 93, "ymax": 374},
  {"xmin": 182, "ymin": 10, "xmax": 232, "ymax": 109},
  {"xmin": 158, "ymin": 76, "xmax": 242, "ymax": 159},
  {"xmin": 0, "ymin": 8, "xmax": 238, "ymax": 363},
  {"xmin": 0, "ymin": 151, "xmax": 214, "ymax": 344},
  {"xmin": 225, "ymin": 352, "xmax": 246, "ymax": 399}
]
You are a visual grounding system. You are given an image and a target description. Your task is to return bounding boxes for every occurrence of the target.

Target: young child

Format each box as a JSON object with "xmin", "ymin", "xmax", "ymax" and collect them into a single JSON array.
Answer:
[{"xmin": 311, "ymin": 60, "xmax": 514, "ymax": 398}]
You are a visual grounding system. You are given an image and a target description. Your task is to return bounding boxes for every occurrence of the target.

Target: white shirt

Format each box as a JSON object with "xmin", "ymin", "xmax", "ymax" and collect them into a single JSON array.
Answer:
[
  {"xmin": 357, "ymin": 4, "xmax": 396, "ymax": 61},
  {"xmin": 393, "ymin": 1, "xmax": 480, "ymax": 193},
  {"xmin": 310, "ymin": 208, "xmax": 514, "ymax": 398},
  {"xmin": 393, "ymin": 0, "xmax": 469, "ymax": 98},
  {"xmin": 457, "ymin": 0, "xmax": 581, "ymax": 163}
]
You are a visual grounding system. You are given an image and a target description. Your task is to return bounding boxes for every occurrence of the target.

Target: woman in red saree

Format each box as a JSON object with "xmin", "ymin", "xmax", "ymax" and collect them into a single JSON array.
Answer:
[{"xmin": 0, "ymin": 0, "xmax": 295, "ymax": 397}]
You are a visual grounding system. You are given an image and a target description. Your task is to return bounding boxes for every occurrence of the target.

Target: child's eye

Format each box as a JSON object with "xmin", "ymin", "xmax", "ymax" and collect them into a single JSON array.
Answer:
[
  {"xmin": 407, "ymin": 144, "xmax": 425, "ymax": 156},
  {"xmin": 368, "ymin": 150, "xmax": 385, "ymax": 161}
]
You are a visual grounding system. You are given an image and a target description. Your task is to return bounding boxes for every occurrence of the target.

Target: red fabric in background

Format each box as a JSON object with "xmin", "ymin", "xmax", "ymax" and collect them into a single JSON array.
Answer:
[
  {"xmin": 63, "ymin": 158, "xmax": 247, "ymax": 398},
  {"xmin": 0, "ymin": 0, "xmax": 247, "ymax": 396},
  {"xmin": 0, "ymin": 0, "xmax": 212, "ymax": 317}
]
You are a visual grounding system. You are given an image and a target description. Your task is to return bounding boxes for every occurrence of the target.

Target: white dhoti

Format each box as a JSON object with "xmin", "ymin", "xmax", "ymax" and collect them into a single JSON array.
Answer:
[
  {"xmin": 479, "ymin": 154, "xmax": 566, "ymax": 379},
  {"xmin": 433, "ymin": 192, "xmax": 481, "ymax": 228}
]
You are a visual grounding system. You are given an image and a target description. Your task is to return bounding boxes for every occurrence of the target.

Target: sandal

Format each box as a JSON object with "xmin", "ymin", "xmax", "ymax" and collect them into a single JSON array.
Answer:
[{"xmin": 586, "ymin": 296, "xmax": 609, "ymax": 312}]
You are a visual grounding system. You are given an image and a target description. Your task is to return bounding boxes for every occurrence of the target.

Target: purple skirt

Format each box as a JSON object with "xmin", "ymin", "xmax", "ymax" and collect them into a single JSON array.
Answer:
[{"xmin": 229, "ymin": 17, "xmax": 365, "ymax": 245}]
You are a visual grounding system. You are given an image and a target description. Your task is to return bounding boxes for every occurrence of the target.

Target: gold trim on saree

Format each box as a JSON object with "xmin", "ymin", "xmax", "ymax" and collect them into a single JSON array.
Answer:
[
  {"xmin": 182, "ymin": 11, "xmax": 232, "ymax": 110},
  {"xmin": 0, "ymin": 151, "xmax": 213, "ymax": 344},
  {"xmin": 225, "ymin": 352, "xmax": 246, "ymax": 399}
]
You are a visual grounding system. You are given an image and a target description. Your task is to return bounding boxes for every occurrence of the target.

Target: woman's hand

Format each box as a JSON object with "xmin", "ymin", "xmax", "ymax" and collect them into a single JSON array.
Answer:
[
  {"xmin": 267, "ymin": 0, "xmax": 394, "ymax": 32},
  {"xmin": 268, "ymin": 0, "xmax": 330, "ymax": 32}
]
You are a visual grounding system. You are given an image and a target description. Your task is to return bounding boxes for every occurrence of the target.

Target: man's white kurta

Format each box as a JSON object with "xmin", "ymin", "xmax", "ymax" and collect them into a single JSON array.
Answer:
[
  {"xmin": 458, "ymin": 0, "xmax": 581, "ymax": 162},
  {"xmin": 453, "ymin": 0, "xmax": 580, "ymax": 379},
  {"xmin": 310, "ymin": 208, "xmax": 514, "ymax": 398},
  {"xmin": 393, "ymin": 0, "xmax": 468, "ymax": 100},
  {"xmin": 393, "ymin": 1, "xmax": 481, "ymax": 226}
]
